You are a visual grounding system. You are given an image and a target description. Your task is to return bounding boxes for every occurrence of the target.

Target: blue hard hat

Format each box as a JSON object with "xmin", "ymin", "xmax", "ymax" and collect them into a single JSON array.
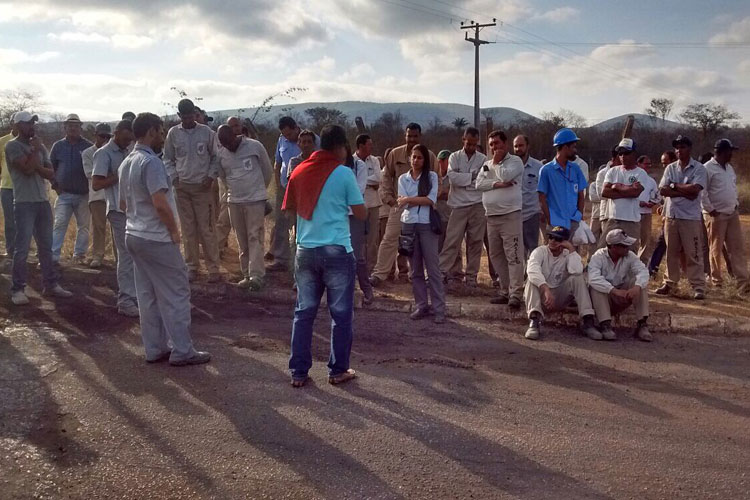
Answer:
[{"xmin": 553, "ymin": 128, "xmax": 580, "ymax": 147}]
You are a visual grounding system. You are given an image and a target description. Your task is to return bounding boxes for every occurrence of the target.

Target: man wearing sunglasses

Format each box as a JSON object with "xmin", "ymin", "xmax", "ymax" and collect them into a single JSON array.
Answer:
[
  {"xmin": 600, "ymin": 138, "xmax": 648, "ymax": 252},
  {"xmin": 524, "ymin": 226, "xmax": 600, "ymax": 341},
  {"xmin": 588, "ymin": 229, "xmax": 652, "ymax": 341},
  {"xmin": 656, "ymin": 135, "xmax": 708, "ymax": 300}
]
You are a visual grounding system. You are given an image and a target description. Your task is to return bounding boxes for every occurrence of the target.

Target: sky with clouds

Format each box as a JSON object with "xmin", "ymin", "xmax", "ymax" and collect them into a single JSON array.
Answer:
[{"xmin": 0, "ymin": 0, "xmax": 748, "ymax": 125}]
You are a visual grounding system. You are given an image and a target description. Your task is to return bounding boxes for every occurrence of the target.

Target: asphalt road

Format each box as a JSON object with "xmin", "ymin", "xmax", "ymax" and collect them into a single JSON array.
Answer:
[{"xmin": 2, "ymin": 294, "xmax": 749, "ymax": 499}]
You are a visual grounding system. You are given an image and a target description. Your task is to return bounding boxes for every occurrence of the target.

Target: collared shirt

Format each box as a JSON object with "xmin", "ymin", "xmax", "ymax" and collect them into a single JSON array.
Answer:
[
  {"xmin": 537, "ymin": 159, "xmax": 587, "ymax": 229},
  {"xmin": 49, "ymin": 136, "xmax": 93, "ymax": 195},
  {"xmin": 446, "ymin": 148, "xmax": 487, "ymax": 208},
  {"xmin": 398, "ymin": 170, "xmax": 438, "ymax": 224},
  {"xmin": 702, "ymin": 157, "xmax": 738, "ymax": 215},
  {"xmin": 217, "ymin": 137, "xmax": 273, "ymax": 204},
  {"xmin": 353, "ymin": 152, "xmax": 382, "ymax": 209},
  {"xmin": 277, "ymin": 134, "xmax": 320, "ymax": 189},
  {"xmin": 82, "ymin": 145, "xmax": 106, "ymax": 202},
  {"xmin": 5, "ymin": 138, "xmax": 51, "ymax": 203},
  {"xmin": 603, "ymin": 166, "xmax": 650, "ymax": 222},
  {"xmin": 119, "ymin": 144, "xmax": 178, "ymax": 243},
  {"xmin": 163, "ymin": 123, "xmax": 219, "ymax": 184},
  {"xmin": 521, "ymin": 156, "xmax": 543, "ymax": 220},
  {"xmin": 659, "ymin": 158, "xmax": 707, "ymax": 221},
  {"xmin": 589, "ymin": 163, "xmax": 609, "ymax": 220},
  {"xmin": 476, "ymin": 153, "xmax": 524, "ymax": 216},
  {"xmin": 381, "ymin": 144, "xmax": 437, "ymax": 207},
  {"xmin": 594, "ymin": 163, "xmax": 612, "ymax": 219},
  {"xmin": 92, "ymin": 139, "xmax": 129, "ymax": 213},
  {"xmin": 527, "ymin": 245, "xmax": 583, "ymax": 289},
  {"xmin": 296, "ymin": 165, "xmax": 364, "ymax": 252},
  {"xmin": 588, "ymin": 247, "xmax": 649, "ymax": 294},
  {"xmin": 0, "ymin": 133, "xmax": 14, "ymax": 189},
  {"xmin": 639, "ymin": 175, "xmax": 661, "ymax": 215}
]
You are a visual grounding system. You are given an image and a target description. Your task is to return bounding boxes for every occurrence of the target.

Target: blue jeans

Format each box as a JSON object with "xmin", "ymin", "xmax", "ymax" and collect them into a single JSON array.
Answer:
[
  {"xmin": 12, "ymin": 201, "xmax": 58, "ymax": 292},
  {"xmin": 289, "ymin": 245, "xmax": 356, "ymax": 380},
  {"xmin": 1, "ymin": 188, "xmax": 15, "ymax": 257},
  {"xmin": 52, "ymin": 192, "xmax": 90, "ymax": 261}
]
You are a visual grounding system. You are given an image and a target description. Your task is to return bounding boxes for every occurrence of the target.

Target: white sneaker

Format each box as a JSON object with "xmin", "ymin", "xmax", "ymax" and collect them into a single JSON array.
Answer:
[
  {"xmin": 11, "ymin": 290, "xmax": 29, "ymax": 305},
  {"xmin": 43, "ymin": 284, "xmax": 73, "ymax": 298}
]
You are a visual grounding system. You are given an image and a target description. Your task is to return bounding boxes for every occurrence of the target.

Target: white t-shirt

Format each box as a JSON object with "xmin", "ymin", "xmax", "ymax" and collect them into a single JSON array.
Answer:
[{"xmin": 603, "ymin": 166, "xmax": 649, "ymax": 222}]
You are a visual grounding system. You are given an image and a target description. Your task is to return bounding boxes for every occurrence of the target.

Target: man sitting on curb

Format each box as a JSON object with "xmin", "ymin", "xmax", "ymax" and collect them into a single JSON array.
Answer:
[
  {"xmin": 588, "ymin": 229, "xmax": 652, "ymax": 342},
  {"xmin": 524, "ymin": 226, "xmax": 601, "ymax": 341}
]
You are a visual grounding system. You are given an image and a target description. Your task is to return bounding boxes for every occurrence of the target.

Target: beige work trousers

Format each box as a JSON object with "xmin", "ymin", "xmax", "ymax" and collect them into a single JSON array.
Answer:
[
  {"xmin": 590, "ymin": 278, "xmax": 649, "ymax": 323},
  {"xmin": 216, "ymin": 179, "xmax": 232, "ymax": 250},
  {"xmin": 229, "ymin": 201, "xmax": 265, "ymax": 279},
  {"xmin": 525, "ymin": 274, "xmax": 595, "ymax": 319},
  {"xmin": 89, "ymin": 199, "xmax": 108, "ymax": 261},
  {"xmin": 706, "ymin": 210, "xmax": 749, "ymax": 286},
  {"xmin": 438, "ymin": 202, "xmax": 486, "ymax": 280},
  {"xmin": 664, "ymin": 218, "xmax": 704, "ymax": 291},
  {"xmin": 600, "ymin": 219, "xmax": 640, "ymax": 252},
  {"xmin": 486, "ymin": 210, "xmax": 525, "ymax": 300},
  {"xmin": 637, "ymin": 213, "xmax": 653, "ymax": 264},
  {"xmin": 372, "ymin": 206, "xmax": 408, "ymax": 280},
  {"xmin": 176, "ymin": 181, "xmax": 220, "ymax": 274},
  {"xmin": 366, "ymin": 206, "xmax": 381, "ymax": 274}
]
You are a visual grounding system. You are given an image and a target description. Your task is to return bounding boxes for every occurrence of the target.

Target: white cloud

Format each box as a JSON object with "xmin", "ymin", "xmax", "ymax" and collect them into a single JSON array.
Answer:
[
  {"xmin": 709, "ymin": 16, "xmax": 750, "ymax": 44},
  {"xmin": 589, "ymin": 40, "xmax": 655, "ymax": 63},
  {"xmin": 0, "ymin": 48, "xmax": 60, "ymax": 65},
  {"xmin": 532, "ymin": 6, "xmax": 580, "ymax": 23}
]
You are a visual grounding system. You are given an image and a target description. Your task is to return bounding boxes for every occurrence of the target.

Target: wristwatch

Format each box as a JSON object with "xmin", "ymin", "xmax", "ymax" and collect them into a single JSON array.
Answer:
[{"xmin": 669, "ymin": 182, "xmax": 676, "ymax": 190}]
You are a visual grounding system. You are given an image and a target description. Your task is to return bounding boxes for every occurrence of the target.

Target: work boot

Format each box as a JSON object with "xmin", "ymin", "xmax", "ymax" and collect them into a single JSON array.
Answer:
[
  {"xmin": 693, "ymin": 289, "xmax": 705, "ymax": 300},
  {"xmin": 11, "ymin": 290, "xmax": 29, "ymax": 305},
  {"xmin": 599, "ymin": 320, "xmax": 617, "ymax": 341},
  {"xmin": 369, "ymin": 275, "xmax": 383, "ymax": 288},
  {"xmin": 70, "ymin": 255, "xmax": 86, "ymax": 266},
  {"xmin": 635, "ymin": 320, "xmax": 653, "ymax": 342},
  {"xmin": 655, "ymin": 283, "xmax": 671, "ymax": 295},
  {"xmin": 118, "ymin": 304, "xmax": 140, "ymax": 318},
  {"xmin": 525, "ymin": 312, "xmax": 541, "ymax": 340},
  {"xmin": 508, "ymin": 296, "xmax": 522, "ymax": 309},
  {"xmin": 581, "ymin": 315, "xmax": 603, "ymax": 340},
  {"xmin": 363, "ymin": 288, "xmax": 374, "ymax": 305},
  {"xmin": 410, "ymin": 307, "xmax": 431, "ymax": 320},
  {"xmin": 490, "ymin": 294, "xmax": 509, "ymax": 305},
  {"xmin": 89, "ymin": 258, "xmax": 102, "ymax": 269}
]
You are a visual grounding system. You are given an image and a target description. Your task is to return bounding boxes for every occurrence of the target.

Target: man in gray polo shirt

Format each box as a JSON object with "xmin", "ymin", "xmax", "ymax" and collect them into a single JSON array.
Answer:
[
  {"xmin": 119, "ymin": 112, "xmax": 210, "ymax": 366},
  {"xmin": 92, "ymin": 120, "xmax": 137, "ymax": 317},
  {"xmin": 5, "ymin": 111, "xmax": 73, "ymax": 305},
  {"xmin": 163, "ymin": 98, "xmax": 221, "ymax": 282},
  {"xmin": 656, "ymin": 135, "xmax": 708, "ymax": 299}
]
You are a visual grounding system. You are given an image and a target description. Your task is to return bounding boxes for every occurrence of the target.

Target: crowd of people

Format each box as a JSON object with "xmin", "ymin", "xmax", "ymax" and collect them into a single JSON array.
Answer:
[{"xmin": 0, "ymin": 100, "xmax": 746, "ymax": 385}]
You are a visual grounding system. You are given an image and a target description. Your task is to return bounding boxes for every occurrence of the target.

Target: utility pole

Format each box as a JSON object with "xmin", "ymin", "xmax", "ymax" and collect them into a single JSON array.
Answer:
[{"xmin": 461, "ymin": 19, "xmax": 496, "ymax": 130}]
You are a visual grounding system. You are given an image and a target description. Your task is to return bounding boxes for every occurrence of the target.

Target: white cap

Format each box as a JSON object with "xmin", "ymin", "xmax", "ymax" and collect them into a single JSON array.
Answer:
[
  {"xmin": 12, "ymin": 111, "xmax": 39, "ymax": 124},
  {"xmin": 606, "ymin": 228, "xmax": 637, "ymax": 247},
  {"xmin": 617, "ymin": 138, "xmax": 635, "ymax": 152}
]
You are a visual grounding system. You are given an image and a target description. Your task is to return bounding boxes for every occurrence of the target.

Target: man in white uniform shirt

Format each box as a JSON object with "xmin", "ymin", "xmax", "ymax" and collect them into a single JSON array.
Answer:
[
  {"xmin": 439, "ymin": 127, "xmax": 487, "ymax": 287},
  {"xmin": 513, "ymin": 134, "xmax": 544, "ymax": 257},
  {"xmin": 636, "ymin": 155, "xmax": 660, "ymax": 264},
  {"xmin": 702, "ymin": 139, "xmax": 749, "ymax": 292},
  {"xmin": 353, "ymin": 134, "xmax": 382, "ymax": 273},
  {"xmin": 216, "ymin": 125, "xmax": 273, "ymax": 290},
  {"xmin": 475, "ymin": 130, "xmax": 525, "ymax": 308},
  {"xmin": 588, "ymin": 229, "xmax": 652, "ymax": 342},
  {"xmin": 600, "ymin": 138, "xmax": 647, "ymax": 252}
]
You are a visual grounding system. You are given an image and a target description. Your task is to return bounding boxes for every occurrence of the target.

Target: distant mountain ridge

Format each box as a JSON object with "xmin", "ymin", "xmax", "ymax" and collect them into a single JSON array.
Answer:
[{"xmin": 213, "ymin": 101, "xmax": 686, "ymax": 132}]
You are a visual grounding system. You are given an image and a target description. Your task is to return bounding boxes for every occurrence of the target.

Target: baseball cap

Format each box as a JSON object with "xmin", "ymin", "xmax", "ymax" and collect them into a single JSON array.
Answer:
[
  {"xmin": 94, "ymin": 122, "xmax": 112, "ymax": 136},
  {"xmin": 546, "ymin": 226, "xmax": 570, "ymax": 241},
  {"xmin": 12, "ymin": 111, "xmax": 38, "ymax": 124},
  {"xmin": 64, "ymin": 113, "xmax": 82, "ymax": 124},
  {"xmin": 672, "ymin": 135, "xmax": 692, "ymax": 147},
  {"xmin": 605, "ymin": 228, "xmax": 636, "ymax": 247},
  {"xmin": 437, "ymin": 149, "xmax": 451, "ymax": 160},
  {"xmin": 714, "ymin": 138, "xmax": 739, "ymax": 151},
  {"xmin": 177, "ymin": 98, "xmax": 196, "ymax": 114},
  {"xmin": 616, "ymin": 138, "xmax": 635, "ymax": 152}
]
